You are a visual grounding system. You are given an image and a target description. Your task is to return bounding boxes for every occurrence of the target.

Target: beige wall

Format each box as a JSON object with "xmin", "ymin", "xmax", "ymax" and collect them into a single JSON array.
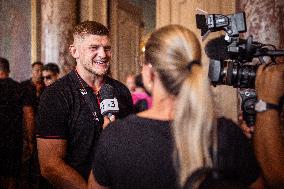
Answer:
[
  {"xmin": 109, "ymin": 0, "xmax": 143, "ymax": 82},
  {"xmin": 80, "ymin": 0, "xmax": 108, "ymax": 25},
  {"xmin": 156, "ymin": 0, "xmax": 239, "ymax": 121}
]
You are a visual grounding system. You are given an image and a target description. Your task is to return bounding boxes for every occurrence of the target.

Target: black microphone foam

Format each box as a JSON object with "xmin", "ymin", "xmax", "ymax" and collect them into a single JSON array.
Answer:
[
  {"xmin": 205, "ymin": 35, "xmax": 230, "ymax": 60},
  {"xmin": 99, "ymin": 84, "xmax": 119, "ymax": 117},
  {"xmin": 100, "ymin": 84, "xmax": 115, "ymax": 100}
]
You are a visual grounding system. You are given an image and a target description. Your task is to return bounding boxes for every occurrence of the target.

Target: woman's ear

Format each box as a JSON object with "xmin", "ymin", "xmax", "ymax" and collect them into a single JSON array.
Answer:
[
  {"xmin": 147, "ymin": 70, "xmax": 156, "ymax": 93},
  {"xmin": 150, "ymin": 68, "xmax": 157, "ymax": 83},
  {"xmin": 69, "ymin": 44, "xmax": 79, "ymax": 59},
  {"xmin": 142, "ymin": 64, "xmax": 155, "ymax": 93}
]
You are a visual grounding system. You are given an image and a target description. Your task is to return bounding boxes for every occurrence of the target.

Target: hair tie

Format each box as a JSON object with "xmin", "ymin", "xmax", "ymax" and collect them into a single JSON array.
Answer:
[{"xmin": 186, "ymin": 60, "xmax": 200, "ymax": 71}]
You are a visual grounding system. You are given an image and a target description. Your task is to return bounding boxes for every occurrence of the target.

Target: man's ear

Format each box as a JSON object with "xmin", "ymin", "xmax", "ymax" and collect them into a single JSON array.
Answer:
[{"xmin": 69, "ymin": 44, "xmax": 79, "ymax": 59}]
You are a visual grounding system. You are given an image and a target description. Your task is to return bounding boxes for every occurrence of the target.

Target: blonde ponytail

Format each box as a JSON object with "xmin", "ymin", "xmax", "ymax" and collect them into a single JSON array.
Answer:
[{"xmin": 173, "ymin": 65, "xmax": 214, "ymax": 186}]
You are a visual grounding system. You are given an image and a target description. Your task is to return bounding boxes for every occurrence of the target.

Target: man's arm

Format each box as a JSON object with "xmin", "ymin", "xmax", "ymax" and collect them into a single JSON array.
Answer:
[
  {"xmin": 36, "ymin": 84, "xmax": 89, "ymax": 188},
  {"xmin": 37, "ymin": 138, "xmax": 87, "ymax": 189},
  {"xmin": 22, "ymin": 105, "xmax": 35, "ymax": 157},
  {"xmin": 254, "ymin": 62, "xmax": 284, "ymax": 188}
]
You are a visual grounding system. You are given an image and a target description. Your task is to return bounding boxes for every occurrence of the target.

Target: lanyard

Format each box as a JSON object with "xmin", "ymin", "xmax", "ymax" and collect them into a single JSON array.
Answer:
[{"xmin": 75, "ymin": 70, "xmax": 100, "ymax": 122}]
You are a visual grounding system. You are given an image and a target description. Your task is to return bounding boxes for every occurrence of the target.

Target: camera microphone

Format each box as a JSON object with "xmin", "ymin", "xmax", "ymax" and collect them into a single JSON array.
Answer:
[
  {"xmin": 205, "ymin": 35, "xmax": 231, "ymax": 60},
  {"xmin": 99, "ymin": 84, "xmax": 119, "ymax": 121}
]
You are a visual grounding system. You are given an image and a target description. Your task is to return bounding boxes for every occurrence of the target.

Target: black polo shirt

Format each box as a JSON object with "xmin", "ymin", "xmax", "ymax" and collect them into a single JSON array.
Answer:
[{"xmin": 36, "ymin": 70, "xmax": 133, "ymax": 180}]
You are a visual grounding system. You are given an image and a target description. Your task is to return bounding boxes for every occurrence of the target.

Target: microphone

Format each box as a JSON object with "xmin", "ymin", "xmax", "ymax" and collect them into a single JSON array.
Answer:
[
  {"xmin": 205, "ymin": 35, "xmax": 231, "ymax": 60},
  {"xmin": 99, "ymin": 84, "xmax": 119, "ymax": 121},
  {"xmin": 205, "ymin": 35, "xmax": 251, "ymax": 60}
]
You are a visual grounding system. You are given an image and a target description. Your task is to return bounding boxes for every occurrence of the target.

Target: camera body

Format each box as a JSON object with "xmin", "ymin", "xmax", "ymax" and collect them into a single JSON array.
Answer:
[
  {"xmin": 239, "ymin": 89, "xmax": 257, "ymax": 126},
  {"xmin": 196, "ymin": 11, "xmax": 284, "ymax": 88},
  {"xmin": 196, "ymin": 11, "xmax": 284, "ymax": 126},
  {"xmin": 196, "ymin": 12, "xmax": 246, "ymax": 38}
]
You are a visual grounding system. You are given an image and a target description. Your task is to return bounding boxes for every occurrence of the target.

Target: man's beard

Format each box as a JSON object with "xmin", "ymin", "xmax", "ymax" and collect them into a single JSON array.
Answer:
[{"xmin": 85, "ymin": 63, "xmax": 110, "ymax": 76}]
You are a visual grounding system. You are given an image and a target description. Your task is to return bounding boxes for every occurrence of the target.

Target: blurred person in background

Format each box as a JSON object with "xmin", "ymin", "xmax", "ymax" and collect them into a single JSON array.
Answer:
[
  {"xmin": 42, "ymin": 63, "xmax": 60, "ymax": 87},
  {"xmin": 21, "ymin": 61, "xmax": 45, "ymax": 112},
  {"xmin": 125, "ymin": 73, "xmax": 136, "ymax": 93},
  {"xmin": 0, "ymin": 57, "xmax": 34, "ymax": 189},
  {"xmin": 20, "ymin": 61, "xmax": 45, "ymax": 188},
  {"xmin": 132, "ymin": 73, "xmax": 152, "ymax": 113}
]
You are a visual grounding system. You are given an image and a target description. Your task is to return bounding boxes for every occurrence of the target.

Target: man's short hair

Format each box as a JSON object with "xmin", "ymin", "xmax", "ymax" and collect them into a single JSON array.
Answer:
[
  {"xmin": 42, "ymin": 63, "xmax": 60, "ymax": 74},
  {"xmin": 73, "ymin": 20, "xmax": 109, "ymax": 38},
  {"xmin": 32, "ymin": 61, "xmax": 44, "ymax": 68},
  {"xmin": 0, "ymin": 57, "xmax": 10, "ymax": 73}
]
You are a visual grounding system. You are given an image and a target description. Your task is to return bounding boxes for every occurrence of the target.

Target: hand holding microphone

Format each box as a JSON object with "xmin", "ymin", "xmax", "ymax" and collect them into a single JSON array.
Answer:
[{"xmin": 99, "ymin": 84, "xmax": 119, "ymax": 128}]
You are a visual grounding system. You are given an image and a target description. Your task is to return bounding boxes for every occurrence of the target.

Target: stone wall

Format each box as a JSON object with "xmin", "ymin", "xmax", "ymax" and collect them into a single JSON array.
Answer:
[{"xmin": 0, "ymin": 0, "xmax": 31, "ymax": 81}]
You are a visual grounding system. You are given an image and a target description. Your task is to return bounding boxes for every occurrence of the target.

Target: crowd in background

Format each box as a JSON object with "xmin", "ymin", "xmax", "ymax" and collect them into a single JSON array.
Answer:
[{"xmin": 0, "ymin": 59, "xmax": 60, "ymax": 189}]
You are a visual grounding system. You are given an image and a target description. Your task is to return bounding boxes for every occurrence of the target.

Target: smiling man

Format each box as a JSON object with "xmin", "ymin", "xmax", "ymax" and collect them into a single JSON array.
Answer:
[{"xmin": 36, "ymin": 21, "xmax": 133, "ymax": 189}]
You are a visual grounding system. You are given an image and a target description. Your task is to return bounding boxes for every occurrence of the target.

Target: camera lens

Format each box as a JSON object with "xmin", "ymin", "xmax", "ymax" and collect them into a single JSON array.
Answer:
[
  {"xmin": 237, "ymin": 65, "xmax": 257, "ymax": 88},
  {"xmin": 208, "ymin": 59, "xmax": 258, "ymax": 88},
  {"xmin": 226, "ymin": 61, "xmax": 235, "ymax": 86}
]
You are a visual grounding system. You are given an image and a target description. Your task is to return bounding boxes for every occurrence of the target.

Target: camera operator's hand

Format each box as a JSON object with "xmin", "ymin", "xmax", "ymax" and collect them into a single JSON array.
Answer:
[
  {"xmin": 238, "ymin": 114, "xmax": 254, "ymax": 139},
  {"xmin": 255, "ymin": 62, "xmax": 284, "ymax": 104}
]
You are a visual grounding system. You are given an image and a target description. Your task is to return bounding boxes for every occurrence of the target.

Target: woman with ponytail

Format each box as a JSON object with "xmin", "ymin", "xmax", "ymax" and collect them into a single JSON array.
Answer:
[
  {"xmin": 88, "ymin": 25, "xmax": 260, "ymax": 189},
  {"xmin": 142, "ymin": 25, "xmax": 214, "ymax": 187}
]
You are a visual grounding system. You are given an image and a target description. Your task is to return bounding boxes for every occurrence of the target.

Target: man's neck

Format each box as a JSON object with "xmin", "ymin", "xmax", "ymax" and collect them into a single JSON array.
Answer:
[{"xmin": 76, "ymin": 67, "xmax": 104, "ymax": 93}]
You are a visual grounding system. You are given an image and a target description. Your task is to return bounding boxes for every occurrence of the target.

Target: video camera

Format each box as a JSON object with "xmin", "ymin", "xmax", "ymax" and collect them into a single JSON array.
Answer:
[{"xmin": 196, "ymin": 11, "xmax": 284, "ymax": 126}]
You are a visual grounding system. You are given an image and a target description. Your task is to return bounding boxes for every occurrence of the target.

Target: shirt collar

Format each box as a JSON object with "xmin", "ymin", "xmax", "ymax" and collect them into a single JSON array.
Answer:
[{"xmin": 69, "ymin": 69, "xmax": 111, "ymax": 90}]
